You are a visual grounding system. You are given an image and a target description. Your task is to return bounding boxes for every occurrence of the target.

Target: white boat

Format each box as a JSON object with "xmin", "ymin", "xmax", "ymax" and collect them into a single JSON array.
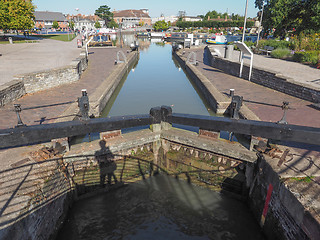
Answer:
[
  {"xmin": 150, "ymin": 32, "xmax": 165, "ymax": 38},
  {"xmin": 206, "ymin": 35, "xmax": 227, "ymax": 45}
]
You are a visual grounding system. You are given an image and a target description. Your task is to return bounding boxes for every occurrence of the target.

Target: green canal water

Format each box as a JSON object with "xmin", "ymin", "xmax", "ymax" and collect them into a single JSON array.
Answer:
[
  {"xmin": 61, "ymin": 40, "xmax": 264, "ymax": 239},
  {"xmin": 101, "ymin": 40, "xmax": 214, "ymax": 117}
]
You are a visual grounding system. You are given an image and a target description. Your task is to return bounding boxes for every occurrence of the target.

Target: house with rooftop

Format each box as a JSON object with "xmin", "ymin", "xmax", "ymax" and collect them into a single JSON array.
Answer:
[
  {"xmin": 113, "ymin": 9, "xmax": 151, "ymax": 28},
  {"xmin": 34, "ymin": 11, "xmax": 68, "ymax": 30}
]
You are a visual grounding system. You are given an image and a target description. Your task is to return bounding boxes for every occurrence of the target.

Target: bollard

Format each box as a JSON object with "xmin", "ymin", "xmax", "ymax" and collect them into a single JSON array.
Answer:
[{"xmin": 229, "ymin": 89, "xmax": 235, "ymax": 98}]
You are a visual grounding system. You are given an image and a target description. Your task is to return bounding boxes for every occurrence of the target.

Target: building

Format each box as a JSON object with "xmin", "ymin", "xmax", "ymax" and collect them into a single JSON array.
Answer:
[
  {"xmin": 34, "ymin": 11, "xmax": 68, "ymax": 30},
  {"xmin": 113, "ymin": 9, "xmax": 151, "ymax": 28},
  {"xmin": 74, "ymin": 19, "xmax": 95, "ymax": 31},
  {"xmin": 66, "ymin": 14, "xmax": 105, "ymax": 30},
  {"xmin": 152, "ymin": 15, "xmax": 179, "ymax": 24},
  {"xmin": 182, "ymin": 16, "xmax": 202, "ymax": 22}
]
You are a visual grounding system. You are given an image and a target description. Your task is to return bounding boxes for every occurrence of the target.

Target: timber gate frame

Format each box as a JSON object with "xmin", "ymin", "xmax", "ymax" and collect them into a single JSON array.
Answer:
[{"xmin": 0, "ymin": 106, "xmax": 320, "ymax": 149}]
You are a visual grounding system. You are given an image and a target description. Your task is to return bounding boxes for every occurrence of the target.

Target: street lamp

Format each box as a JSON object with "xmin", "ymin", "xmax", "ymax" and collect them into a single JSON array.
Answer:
[
  {"xmin": 242, "ymin": 0, "xmax": 249, "ymax": 43},
  {"xmin": 75, "ymin": 8, "xmax": 79, "ymax": 32},
  {"xmin": 256, "ymin": 2, "xmax": 265, "ymax": 47}
]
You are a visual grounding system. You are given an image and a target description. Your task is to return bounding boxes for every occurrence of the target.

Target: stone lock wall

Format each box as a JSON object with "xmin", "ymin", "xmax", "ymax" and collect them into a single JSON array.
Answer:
[
  {"xmin": 16, "ymin": 53, "xmax": 88, "ymax": 94},
  {"xmin": 245, "ymin": 156, "xmax": 316, "ymax": 240},
  {"xmin": 0, "ymin": 52, "xmax": 88, "ymax": 106}
]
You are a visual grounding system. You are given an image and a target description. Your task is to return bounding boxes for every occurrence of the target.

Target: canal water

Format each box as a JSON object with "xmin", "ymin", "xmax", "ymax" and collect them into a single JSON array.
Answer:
[
  {"xmin": 62, "ymin": 40, "xmax": 264, "ymax": 239},
  {"xmin": 57, "ymin": 175, "xmax": 264, "ymax": 240},
  {"xmin": 101, "ymin": 40, "xmax": 214, "ymax": 117}
]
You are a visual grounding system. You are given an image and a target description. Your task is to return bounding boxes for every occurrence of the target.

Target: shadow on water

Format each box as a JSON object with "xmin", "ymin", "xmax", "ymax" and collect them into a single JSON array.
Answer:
[{"xmin": 56, "ymin": 175, "xmax": 264, "ymax": 240}]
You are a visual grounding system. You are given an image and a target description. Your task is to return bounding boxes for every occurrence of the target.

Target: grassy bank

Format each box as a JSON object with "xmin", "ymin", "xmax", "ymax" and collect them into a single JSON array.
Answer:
[{"xmin": 37, "ymin": 33, "xmax": 76, "ymax": 42}]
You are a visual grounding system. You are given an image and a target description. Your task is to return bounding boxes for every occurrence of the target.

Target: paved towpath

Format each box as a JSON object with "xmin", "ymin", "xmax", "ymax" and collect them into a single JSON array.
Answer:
[
  {"xmin": 0, "ymin": 36, "xmax": 82, "ymax": 86},
  {"xmin": 184, "ymin": 47, "xmax": 320, "ymax": 178},
  {"xmin": 210, "ymin": 45, "xmax": 320, "ymax": 88},
  {"xmin": 189, "ymin": 47, "xmax": 320, "ymax": 128},
  {"xmin": 0, "ymin": 47, "xmax": 130, "ymax": 130}
]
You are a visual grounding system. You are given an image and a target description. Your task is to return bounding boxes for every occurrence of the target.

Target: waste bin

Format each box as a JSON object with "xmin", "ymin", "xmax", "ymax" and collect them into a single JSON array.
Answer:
[{"xmin": 225, "ymin": 44, "xmax": 234, "ymax": 59}]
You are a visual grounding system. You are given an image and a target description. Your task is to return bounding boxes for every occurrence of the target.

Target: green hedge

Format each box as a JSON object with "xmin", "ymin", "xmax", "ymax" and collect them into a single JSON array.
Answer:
[{"xmin": 293, "ymin": 51, "xmax": 320, "ymax": 65}]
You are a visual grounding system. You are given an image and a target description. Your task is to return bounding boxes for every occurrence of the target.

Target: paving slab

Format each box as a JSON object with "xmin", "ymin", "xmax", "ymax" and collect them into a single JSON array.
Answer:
[
  {"xmin": 190, "ymin": 47, "xmax": 320, "ymax": 129},
  {"xmin": 0, "ymin": 47, "xmax": 130, "ymax": 130},
  {"xmin": 0, "ymin": 37, "xmax": 82, "ymax": 86},
  {"xmin": 210, "ymin": 45, "xmax": 320, "ymax": 89}
]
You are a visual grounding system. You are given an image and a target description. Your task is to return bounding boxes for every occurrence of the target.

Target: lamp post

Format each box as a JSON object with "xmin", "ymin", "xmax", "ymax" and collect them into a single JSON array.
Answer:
[
  {"xmin": 242, "ymin": 0, "xmax": 249, "ymax": 43},
  {"xmin": 75, "ymin": 8, "xmax": 79, "ymax": 32},
  {"xmin": 256, "ymin": 2, "xmax": 264, "ymax": 47}
]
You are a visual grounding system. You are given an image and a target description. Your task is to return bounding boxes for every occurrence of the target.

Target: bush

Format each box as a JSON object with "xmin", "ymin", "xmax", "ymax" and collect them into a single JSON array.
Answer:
[
  {"xmin": 257, "ymin": 39, "xmax": 292, "ymax": 50},
  {"xmin": 293, "ymin": 51, "xmax": 320, "ymax": 65},
  {"xmin": 271, "ymin": 48, "xmax": 292, "ymax": 59},
  {"xmin": 291, "ymin": 33, "xmax": 320, "ymax": 51}
]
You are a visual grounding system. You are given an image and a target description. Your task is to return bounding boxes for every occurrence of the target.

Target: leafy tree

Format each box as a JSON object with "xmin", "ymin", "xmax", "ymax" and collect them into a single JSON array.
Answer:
[
  {"xmin": 255, "ymin": 0, "xmax": 320, "ymax": 37},
  {"xmin": 94, "ymin": 21, "xmax": 101, "ymax": 29},
  {"xmin": 108, "ymin": 19, "xmax": 118, "ymax": 29},
  {"xmin": 69, "ymin": 20, "xmax": 75, "ymax": 30},
  {"xmin": 0, "ymin": 0, "xmax": 35, "ymax": 30},
  {"xmin": 52, "ymin": 20, "xmax": 59, "ymax": 29},
  {"xmin": 204, "ymin": 10, "xmax": 229, "ymax": 21},
  {"xmin": 95, "ymin": 5, "xmax": 113, "ymax": 27},
  {"xmin": 154, "ymin": 20, "xmax": 169, "ymax": 31}
]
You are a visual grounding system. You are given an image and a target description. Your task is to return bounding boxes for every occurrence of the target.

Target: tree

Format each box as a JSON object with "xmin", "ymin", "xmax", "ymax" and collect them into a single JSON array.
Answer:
[
  {"xmin": 95, "ymin": 5, "xmax": 113, "ymax": 27},
  {"xmin": 0, "ymin": 0, "xmax": 35, "ymax": 30},
  {"xmin": 108, "ymin": 19, "xmax": 118, "ymax": 29},
  {"xmin": 255, "ymin": 0, "xmax": 320, "ymax": 37},
  {"xmin": 95, "ymin": 21, "xmax": 101, "ymax": 29},
  {"xmin": 153, "ymin": 20, "xmax": 169, "ymax": 31},
  {"xmin": 52, "ymin": 20, "xmax": 59, "ymax": 29},
  {"xmin": 69, "ymin": 20, "xmax": 75, "ymax": 30}
]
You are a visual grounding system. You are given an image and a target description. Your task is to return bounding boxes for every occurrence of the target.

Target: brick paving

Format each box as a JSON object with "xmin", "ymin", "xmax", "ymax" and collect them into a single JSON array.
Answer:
[{"xmin": 0, "ymin": 47, "xmax": 130, "ymax": 130}]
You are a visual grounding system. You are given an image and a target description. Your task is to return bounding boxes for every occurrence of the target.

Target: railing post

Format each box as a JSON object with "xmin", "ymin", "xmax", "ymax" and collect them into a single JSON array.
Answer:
[
  {"xmin": 77, "ymin": 89, "xmax": 90, "ymax": 121},
  {"xmin": 14, "ymin": 104, "xmax": 26, "ymax": 128},
  {"xmin": 149, "ymin": 106, "xmax": 172, "ymax": 132}
]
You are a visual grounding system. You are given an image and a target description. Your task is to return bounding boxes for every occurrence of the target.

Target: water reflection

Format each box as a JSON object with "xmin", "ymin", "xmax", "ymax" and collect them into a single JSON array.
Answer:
[
  {"xmin": 102, "ymin": 41, "xmax": 214, "ymax": 117},
  {"xmin": 56, "ymin": 175, "xmax": 264, "ymax": 240}
]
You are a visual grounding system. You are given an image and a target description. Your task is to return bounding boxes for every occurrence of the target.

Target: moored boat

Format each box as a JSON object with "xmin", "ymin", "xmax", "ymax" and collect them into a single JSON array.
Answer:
[{"xmin": 206, "ymin": 35, "xmax": 227, "ymax": 45}]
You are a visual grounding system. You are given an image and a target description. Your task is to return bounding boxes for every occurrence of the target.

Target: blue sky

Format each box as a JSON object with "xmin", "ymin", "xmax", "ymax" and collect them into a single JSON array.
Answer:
[{"xmin": 33, "ymin": 0, "xmax": 259, "ymax": 18}]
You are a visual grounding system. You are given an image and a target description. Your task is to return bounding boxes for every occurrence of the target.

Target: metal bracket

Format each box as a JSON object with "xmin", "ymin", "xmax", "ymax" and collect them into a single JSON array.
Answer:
[
  {"xmin": 230, "ymin": 95, "xmax": 243, "ymax": 119},
  {"xmin": 77, "ymin": 89, "xmax": 90, "ymax": 121},
  {"xmin": 14, "ymin": 104, "xmax": 26, "ymax": 128}
]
